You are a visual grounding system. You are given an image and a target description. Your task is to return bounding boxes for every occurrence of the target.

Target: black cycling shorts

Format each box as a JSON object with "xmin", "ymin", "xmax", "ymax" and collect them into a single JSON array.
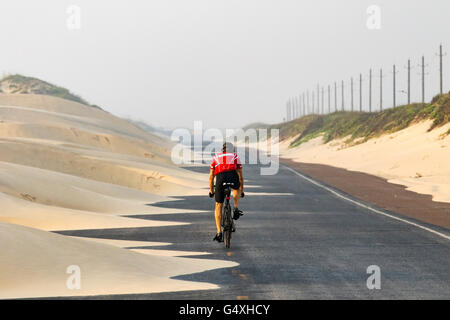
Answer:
[{"xmin": 214, "ymin": 170, "xmax": 240, "ymax": 203}]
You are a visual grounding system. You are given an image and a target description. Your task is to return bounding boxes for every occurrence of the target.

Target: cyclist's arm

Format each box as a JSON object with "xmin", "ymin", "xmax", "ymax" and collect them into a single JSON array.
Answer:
[
  {"xmin": 209, "ymin": 169, "xmax": 215, "ymax": 194},
  {"xmin": 237, "ymin": 168, "xmax": 244, "ymax": 192}
]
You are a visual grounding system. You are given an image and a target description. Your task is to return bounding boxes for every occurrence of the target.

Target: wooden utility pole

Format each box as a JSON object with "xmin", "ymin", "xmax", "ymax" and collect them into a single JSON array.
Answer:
[
  {"xmin": 286, "ymin": 102, "xmax": 288, "ymax": 122},
  {"xmin": 303, "ymin": 92, "xmax": 306, "ymax": 116},
  {"xmin": 299, "ymin": 94, "xmax": 302, "ymax": 117},
  {"xmin": 292, "ymin": 97, "xmax": 295, "ymax": 119},
  {"xmin": 359, "ymin": 73, "xmax": 363, "ymax": 112},
  {"xmin": 393, "ymin": 65, "xmax": 397, "ymax": 108},
  {"xmin": 321, "ymin": 87, "xmax": 324, "ymax": 114},
  {"xmin": 289, "ymin": 98, "xmax": 293, "ymax": 120},
  {"xmin": 317, "ymin": 84, "xmax": 320, "ymax": 114},
  {"xmin": 351, "ymin": 77, "xmax": 354, "ymax": 112},
  {"xmin": 380, "ymin": 68, "xmax": 383, "ymax": 111},
  {"xmin": 407, "ymin": 59, "xmax": 411, "ymax": 105},
  {"xmin": 286, "ymin": 100, "xmax": 290, "ymax": 121},
  {"xmin": 295, "ymin": 96, "xmax": 298, "ymax": 118},
  {"xmin": 421, "ymin": 56, "xmax": 425, "ymax": 104},
  {"xmin": 312, "ymin": 91, "xmax": 315, "ymax": 114},
  {"xmin": 438, "ymin": 44, "xmax": 445, "ymax": 95},
  {"xmin": 369, "ymin": 69, "xmax": 372, "ymax": 112},
  {"xmin": 307, "ymin": 90, "xmax": 310, "ymax": 115},
  {"xmin": 334, "ymin": 82, "xmax": 337, "ymax": 112},
  {"xmin": 341, "ymin": 80, "xmax": 344, "ymax": 111},
  {"xmin": 328, "ymin": 85, "xmax": 331, "ymax": 114}
]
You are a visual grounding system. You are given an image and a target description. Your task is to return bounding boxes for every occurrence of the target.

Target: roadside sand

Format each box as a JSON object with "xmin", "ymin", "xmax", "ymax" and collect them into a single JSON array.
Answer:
[
  {"xmin": 281, "ymin": 120, "xmax": 450, "ymax": 203},
  {"xmin": 0, "ymin": 94, "xmax": 232, "ymax": 298},
  {"xmin": 0, "ymin": 222, "xmax": 237, "ymax": 299}
]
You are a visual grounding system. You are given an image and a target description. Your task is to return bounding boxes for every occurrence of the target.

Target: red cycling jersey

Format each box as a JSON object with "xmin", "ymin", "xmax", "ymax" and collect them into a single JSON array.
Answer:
[{"xmin": 210, "ymin": 152, "xmax": 242, "ymax": 175}]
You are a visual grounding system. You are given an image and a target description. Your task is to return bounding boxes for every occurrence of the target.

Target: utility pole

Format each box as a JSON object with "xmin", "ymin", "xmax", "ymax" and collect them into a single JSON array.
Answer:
[
  {"xmin": 328, "ymin": 85, "xmax": 331, "ymax": 114},
  {"xmin": 292, "ymin": 97, "xmax": 295, "ymax": 119},
  {"xmin": 419, "ymin": 55, "xmax": 427, "ymax": 104},
  {"xmin": 437, "ymin": 44, "xmax": 446, "ymax": 95},
  {"xmin": 287, "ymin": 99, "xmax": 290, "ymax": 121},
  {"xmin": 369, "ymin": 69, "xmax": 372, "ymax": 112},
  {"xmin": 407, "ymin": 59, "xmax": 411, "ymax": 105},
  {"xmin": 380, "ymin": 68, "xmax": 383, "ymax": 111},
  {"xmin": 294, "ymin": 96, "xmax": 298, "ymax": 119},
  {"xmin": 341, "ymin": 80, "xmax": 344, "ymax": 111},
  {"xmin": 298, "ymin": 94, "xmax": 302, "ymax": 117},
  {"xmin": 317, "ymin": 84, "xmax": 320, "ymax": 114},
  {"xmin": 303, "ymin": 92, "xmax": 306, "ymax": 116},
  {"xmin": 307, "ymin": 90, "xmax": 310, "ymax": 115},
  {"xmin": 393, "ymin": 65, "xmax": 398, "ymax": 108},
  {"xmin": 351, "ymin": 77, "xmax": 354, "ymax": 112},
  {"xmin": 289, "ymin": 98, "xmax": 292, "ymax": 120},
  {"xmin": 321, "ymin": 87, "xmax": 324, "ymax": 115},
  {"xmin": 286, "ymin": 100, "xmax": 290, "ymax": 121},
  {"xmin": 440, "ymin": 44, "xmax": 443, "ymax": 95},
  {"xmin": 334, "ymin": 82, "xmax": 337, "ymax": 112},
  {"xmin": 359, "ymin": 73, "xmax": 363, "ymax": 112},
  {"xmin": 286, "ymin": 102, "xmax": 288, "ymax": 122},
  {"xmin": 292, "ymin": 97, "xmax": 295, "ymax": 118},
  {"xmin": 312, "ymin": 91, "xmax": 315, "ymax": 114}
]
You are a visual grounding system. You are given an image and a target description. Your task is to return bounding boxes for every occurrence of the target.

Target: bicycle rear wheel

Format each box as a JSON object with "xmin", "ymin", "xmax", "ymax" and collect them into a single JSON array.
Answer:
[{"xmin": 223, "ymin": 202, "xmax": 232, "ymax": 249}]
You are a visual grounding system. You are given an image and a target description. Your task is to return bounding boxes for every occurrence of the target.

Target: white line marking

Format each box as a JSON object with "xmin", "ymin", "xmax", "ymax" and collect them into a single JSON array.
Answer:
[{"xmin": 284, "ymin": 165, "xmax": 450, "ymax": 241}]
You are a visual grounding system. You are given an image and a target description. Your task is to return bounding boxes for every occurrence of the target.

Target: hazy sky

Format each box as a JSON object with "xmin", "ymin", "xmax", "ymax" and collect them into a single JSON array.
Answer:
[{"xmin": 1, "ymin": 0, "xmax": 449, "ymax": 129}]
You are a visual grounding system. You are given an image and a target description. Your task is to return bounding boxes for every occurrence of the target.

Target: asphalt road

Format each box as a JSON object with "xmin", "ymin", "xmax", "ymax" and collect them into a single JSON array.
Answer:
[{"xmin": 57, "ymin": 164, "xmax": 450, "ymax": 299}]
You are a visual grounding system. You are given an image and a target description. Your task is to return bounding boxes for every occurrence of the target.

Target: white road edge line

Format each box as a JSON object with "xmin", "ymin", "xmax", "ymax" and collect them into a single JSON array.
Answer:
[{"xmin": 284, "ymin": 165, "xmax": 450, "ymax": 241}]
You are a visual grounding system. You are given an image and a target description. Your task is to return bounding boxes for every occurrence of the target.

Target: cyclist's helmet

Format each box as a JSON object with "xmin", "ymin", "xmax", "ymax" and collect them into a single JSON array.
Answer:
[{"xmin": 222, "ymin": 142, "xmax": 235, "ymax": 153}]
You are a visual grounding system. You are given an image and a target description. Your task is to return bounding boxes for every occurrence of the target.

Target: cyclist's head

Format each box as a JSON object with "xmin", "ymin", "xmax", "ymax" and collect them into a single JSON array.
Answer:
[{"xmin": 222, "ymin": 142, "xmax": 234, "ymax": 153}]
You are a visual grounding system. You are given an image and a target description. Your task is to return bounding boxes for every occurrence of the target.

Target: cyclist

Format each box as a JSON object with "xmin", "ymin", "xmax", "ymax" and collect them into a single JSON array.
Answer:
[{"xmin": 209, "ymin": 142, "xmax": 244, "ymax": 242}]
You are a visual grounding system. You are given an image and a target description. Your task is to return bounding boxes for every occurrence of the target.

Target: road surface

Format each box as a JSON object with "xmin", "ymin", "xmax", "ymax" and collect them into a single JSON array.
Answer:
[{"xmin": 58, "ymin": 164, "xmax": 450, "ymax": 299}]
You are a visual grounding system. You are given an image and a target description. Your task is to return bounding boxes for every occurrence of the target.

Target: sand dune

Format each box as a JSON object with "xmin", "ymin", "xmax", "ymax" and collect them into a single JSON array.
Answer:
[
  {"xmin": 0, "ymin": 93, "xmax": 230, "ymax": 299},
  {"xmin": 281, "ymin": 120, "xmax": 450, "ymax": 203},
  {"xmin": 0, "ymin": 222, "xmax": 237, "ymax": 299}
]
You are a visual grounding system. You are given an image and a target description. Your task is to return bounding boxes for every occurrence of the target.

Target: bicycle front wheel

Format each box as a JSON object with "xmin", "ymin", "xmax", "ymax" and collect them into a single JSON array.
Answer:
[{"xmin": 224, "ymin": 203, "xmax": 232, "ymax": 249}]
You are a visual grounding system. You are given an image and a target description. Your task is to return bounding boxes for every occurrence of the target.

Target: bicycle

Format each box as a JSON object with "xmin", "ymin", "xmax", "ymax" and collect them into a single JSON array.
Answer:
[{"xmin": 209, "ymin": 183, "xmax": 244, "ymax": 249}]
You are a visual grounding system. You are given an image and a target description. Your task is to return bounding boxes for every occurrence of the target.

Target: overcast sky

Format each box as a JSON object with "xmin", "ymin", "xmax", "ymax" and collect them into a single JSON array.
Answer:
[{"xmin": 1, "ymin": 0, "xmax": 449, "ymax": 129}]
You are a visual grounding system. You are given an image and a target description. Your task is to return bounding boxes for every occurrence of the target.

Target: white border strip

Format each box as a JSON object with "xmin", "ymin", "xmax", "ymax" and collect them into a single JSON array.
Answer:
[{"xmin": 284, "ymin": 165, "xmax": 450, "ymax": 241}]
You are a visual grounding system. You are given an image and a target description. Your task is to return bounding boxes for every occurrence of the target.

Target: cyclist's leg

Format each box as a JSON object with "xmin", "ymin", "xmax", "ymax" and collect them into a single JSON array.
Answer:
[
  {"xmin": 232, "ymin": 189, "xmax": 241, "ymax": 208},
  {"xmin": 215, "ymin": 202, "xmax": 223, "ymax": 234},
  {"xmin": 214, "ymin": 173, "xmax": 225, "ymax": 235},
  {"xmin": 231, "ymin": 170, "xmax": 242, "ymax": 210}
]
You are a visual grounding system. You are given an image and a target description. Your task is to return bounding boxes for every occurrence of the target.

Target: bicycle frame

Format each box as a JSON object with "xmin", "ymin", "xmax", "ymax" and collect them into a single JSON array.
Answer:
[{"xmin": 222, "ymin": 186, "xmax": 233, "ymax": 249}]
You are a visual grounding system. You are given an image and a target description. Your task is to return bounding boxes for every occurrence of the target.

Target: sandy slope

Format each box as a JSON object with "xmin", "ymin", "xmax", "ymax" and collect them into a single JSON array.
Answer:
[
  {"xmin": 0, "ymin": 93, "xmax": 229, "ymax": 299},
  {"xmin": 0, "ymin": 222, "xmax": 237, "ymax": 299},
  {"xmin": 281, "ymin": 120, "xmax": 450, "ymax": 203}
]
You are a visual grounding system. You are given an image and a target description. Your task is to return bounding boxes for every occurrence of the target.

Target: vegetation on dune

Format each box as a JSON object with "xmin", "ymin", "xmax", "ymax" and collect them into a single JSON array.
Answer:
[
  {"xmin": 0, "ymin": 74, "xmax": 100, "ymax": 108},
  {"xmin": 242, "ymin": 122, "xmax": 272, "ymax": 131},
  {"xmin": 258, "ymin": 93, "xmax": 450, "ymax": 148}
]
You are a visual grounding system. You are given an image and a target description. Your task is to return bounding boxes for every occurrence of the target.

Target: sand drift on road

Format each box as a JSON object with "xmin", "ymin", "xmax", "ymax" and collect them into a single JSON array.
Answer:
[{"xmin": 0, "ymin": 93, "xmax": 237, "ymax": 299}]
